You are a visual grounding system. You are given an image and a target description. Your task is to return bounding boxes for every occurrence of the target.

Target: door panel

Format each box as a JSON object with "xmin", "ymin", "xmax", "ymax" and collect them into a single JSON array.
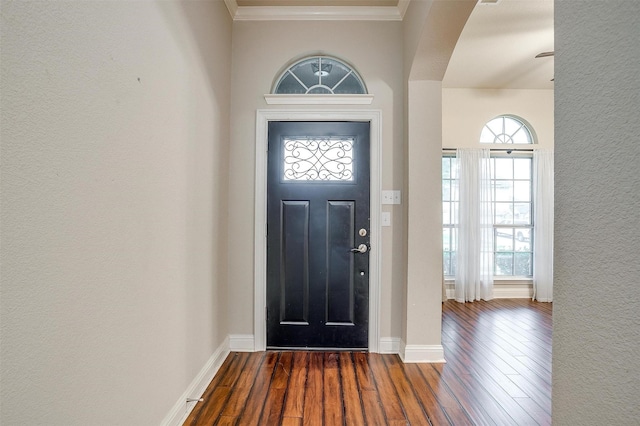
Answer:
[
  {"xmin": 280, "ymin": 201, "xmax": 309, "ymax": 324},
  {"xmin": 267, "ymin": 121, "xmax": 370, "ymax": 349},
  {"xmin": 326, "ymin": 201, "xmax": 355, "ymax": 325}
]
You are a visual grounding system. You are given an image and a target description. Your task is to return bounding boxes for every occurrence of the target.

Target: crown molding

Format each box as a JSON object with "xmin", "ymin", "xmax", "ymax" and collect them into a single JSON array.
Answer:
[
  {"xmin": 397, "ymin": 0, "xmax": 410, "ymax": 19},
  {"xmin": 224, "ymin": 0, "xmax": 408, "ymax": 21},
  {"xmin": 224, "ymin": 0, "xmax": 239, "ymax": 17}
]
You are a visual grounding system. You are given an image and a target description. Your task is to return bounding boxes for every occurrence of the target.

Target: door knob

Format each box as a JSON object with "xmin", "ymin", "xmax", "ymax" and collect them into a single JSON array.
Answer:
[{"xmin": 350, "ymin": 244, "xmax": 368, "ymax": 254}]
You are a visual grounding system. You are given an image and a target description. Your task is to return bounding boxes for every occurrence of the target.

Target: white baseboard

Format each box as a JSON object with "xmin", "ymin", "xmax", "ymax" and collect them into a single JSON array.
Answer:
[
  {"xmin": 445, "ymin": 283, "xmax": 533, "ymax": 299},
  {"xmin": 399, "ymin": 340, "xmax": 446, "ymax": 363},
  {"xmin": 229, "ymin": 334, "xmax": 255, "ymax": 352},
  {"xmin": 492, "ymin": 285, "xmax": 533, "ymax": 299},
  {"xmin": 160, "ymin": 336, "xmax": 230, "ymax": 426},
  {"xmin": 378, "ymin": 337, "xmax": 401, "ymax": 354}
]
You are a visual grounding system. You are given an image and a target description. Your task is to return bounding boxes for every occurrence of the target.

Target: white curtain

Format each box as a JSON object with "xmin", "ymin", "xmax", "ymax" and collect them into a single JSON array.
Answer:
[
  {"xmin": 533, "ymin": 150, "xmax": 554, "ymax": 302},
  {"xmin": 455, "ymin": 149, "xmax": 494, "ymax": 302}
]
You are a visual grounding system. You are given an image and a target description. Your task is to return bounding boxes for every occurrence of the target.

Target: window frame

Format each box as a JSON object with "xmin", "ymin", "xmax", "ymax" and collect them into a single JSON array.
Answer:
[
  {"xmin": 480, "ymin": 115, "xmax": 535, "ymax": 145},
  {"xmin": 442, "ymin": 151, "xmax": 535, "ymax": 280},
  {"xmin": 272, "ymin": 55, "xmax": 368, "ymax": 95},
  {"xmin": 490, "ymin": 153, "xmax": 534, "ymax": 278},
  {"xmin": 442, "ymin": 154, "xmax": 458, "ymax": 277}
]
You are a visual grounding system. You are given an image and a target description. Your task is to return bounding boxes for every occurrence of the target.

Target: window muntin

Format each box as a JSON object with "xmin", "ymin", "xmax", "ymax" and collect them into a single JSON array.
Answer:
[
  {"xmin": 442, "ymin": 154, "xmax": 533, "ymax": 278},
  {"xmin": 480, "ymin": 116, "xmax": 533, "ymax": 144},
  {"xmin": 274, "ymin": 56, "xmax": 367, "ymax": 95}
]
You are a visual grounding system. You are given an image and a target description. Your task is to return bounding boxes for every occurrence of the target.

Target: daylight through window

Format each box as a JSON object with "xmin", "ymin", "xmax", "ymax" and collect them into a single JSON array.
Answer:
[
  {"xmin": 480, "ymin": 116, "xmax": 533, "ymax": 144},
  {"xmin": 273, "ymin": 56, "xmax": 367, "ymax": 95},
  {"xmin": 442, "ymin": 155, "xmax": 534, "ymax": 277}
]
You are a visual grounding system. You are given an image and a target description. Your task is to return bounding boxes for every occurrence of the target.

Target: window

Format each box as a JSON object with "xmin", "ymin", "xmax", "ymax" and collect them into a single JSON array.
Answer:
[
  {"xmin": 480, "ymin": 115, "xmax": 533, "ymax": 144},
  {"xmin": 442, "ymin": 154, "xmax": 533, "ymax": 278},
  {"xmin": 442, "ymin": 156, "xmax": 458, "ymax": 276},
  {"xmin": 491, "ymin": 156, "xmax": 533, "ymax": 276},
  {"xmin": 283, "ymin": 136, "xmax": 354, "ymax": 181},
  {"xmin": 444, "ymin": 115, "xmax": 535, "ymax": 278},
  {"xmin": 273, "ymin": 56, "xmax": 367, "ymax": 95}
]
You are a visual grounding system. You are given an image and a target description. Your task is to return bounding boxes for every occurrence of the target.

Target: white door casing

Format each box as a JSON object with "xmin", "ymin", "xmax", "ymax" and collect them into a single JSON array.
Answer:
[{"xmin": 254, "ymin": 109, "xmax": 382, "ymax": 352}]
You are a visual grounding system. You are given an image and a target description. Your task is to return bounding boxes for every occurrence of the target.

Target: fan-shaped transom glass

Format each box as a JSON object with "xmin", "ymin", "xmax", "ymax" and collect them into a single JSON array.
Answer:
[
  {"xmin": 480, "ymin": 116, "xmax": 534, "ymax": 144},
  {"xmin": 274, "ymin": 56, "xmax": 367, "ymax": 95}
]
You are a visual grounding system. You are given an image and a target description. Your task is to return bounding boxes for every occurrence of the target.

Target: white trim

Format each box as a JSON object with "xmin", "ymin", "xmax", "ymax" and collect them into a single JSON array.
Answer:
[
  {"xmin": 399, "ymin": 341, "xmax": 446, "ymax": 363},
  {"xmin": 254, "ymin": 109, "xmax": 382, "ymax": 353},
  {"xmin": 492, "ymin": 285, "xmax": 533, "ymax": 299},
  {"xmin": 444, "ymin": 281, "xmax": 533, "ymax": 299},
  {"xmin": 397, "ymin": 0, "xmax": 410, "ymax": 19},
  {"xmin": 160, "ymin": 337, "xmax": 230, "ymax": 426},
  {"xmin": 223, "ymin": 0, "xmax": 238, "ymax": 17},
  {"xmin": 264, "ymin": 94, "xmax": 374, "ymax": 105},
  {"xmin": 229, "ymin": 334, "xmax": 255, "ymax": 352},
  {"xmin": 379, "ymin": 337, "xmax": 401, "ymax": 354},
  {"xmin": 225, "ymin": 2, "xmax": 404, "ymax": 21}
]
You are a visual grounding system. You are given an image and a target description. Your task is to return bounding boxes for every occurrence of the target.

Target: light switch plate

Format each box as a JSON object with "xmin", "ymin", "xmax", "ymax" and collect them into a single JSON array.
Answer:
[
  {"xmin": 391, "ymin": 190, "xmax": 401, "ymax": 204},
  {"xmin": 381, "ymin": 190, "xmax": 394, "ymax": 205},
  {"xmin": 381, "ymin": 190, "xmax": 401, "ymax": 205},
  {"xmin": 381, "ymin": 211, "xmax": 391, "ymax": 227}
]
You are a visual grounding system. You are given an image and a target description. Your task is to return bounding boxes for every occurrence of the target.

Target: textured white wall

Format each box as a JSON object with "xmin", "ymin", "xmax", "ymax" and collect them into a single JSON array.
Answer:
[
  {"xmin": 228, "ymin": 20, "xmax": 405, "ymax": 341},
  {"xmin": 0, "ymin": 1, "xmax": 231, "ymax": 424},
  {"xmin": 554, "ymin": 1, "xmax": 640, "ymax": 424}
]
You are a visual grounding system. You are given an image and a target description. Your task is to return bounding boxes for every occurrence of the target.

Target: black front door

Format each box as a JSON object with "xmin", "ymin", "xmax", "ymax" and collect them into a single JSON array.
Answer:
[{"xmin": 266, "ymin": 121, "xmax": 370, "ymax": 349}]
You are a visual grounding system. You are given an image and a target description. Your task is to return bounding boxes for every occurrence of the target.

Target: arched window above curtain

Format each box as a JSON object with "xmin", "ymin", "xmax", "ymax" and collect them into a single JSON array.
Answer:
[{"xmin": 480, "ymin": 115, "xmax": 535, "ymax": 144}]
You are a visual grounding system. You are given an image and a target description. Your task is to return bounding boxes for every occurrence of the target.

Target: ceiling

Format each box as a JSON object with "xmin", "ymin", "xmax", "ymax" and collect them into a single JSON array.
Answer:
[
  {"xmin": 225, "ymin": 0, "xmax": 554, "ymax": 90},
  {"xmin": 443, "ymin": 0, "xmax": 554, "ymax": 89}
]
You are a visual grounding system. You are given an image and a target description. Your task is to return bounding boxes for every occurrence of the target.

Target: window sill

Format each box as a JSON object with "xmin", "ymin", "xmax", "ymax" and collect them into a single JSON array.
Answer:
[
  {"xmin": 264, "ymin": 94, "xmax": 374, "ymax": 105},
  {"xmin": 444, "ymin": 277, "xmax": 532, "ymax": 283}
]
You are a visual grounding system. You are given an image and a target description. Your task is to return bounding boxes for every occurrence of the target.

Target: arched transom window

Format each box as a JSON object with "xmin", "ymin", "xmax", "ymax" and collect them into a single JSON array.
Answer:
[
  {"xmin": 273, "ymin": 56, "xmax": 367, "ymax": 95},
  {"xmin": 480, "ymin": 115, "xmax": 534, "ymax": 144}
]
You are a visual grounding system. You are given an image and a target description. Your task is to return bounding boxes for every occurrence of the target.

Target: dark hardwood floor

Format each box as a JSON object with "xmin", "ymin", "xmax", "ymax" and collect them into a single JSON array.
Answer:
[{"xmin": 184, "ymin": 299, "xmax": 552, "ymax": 425}]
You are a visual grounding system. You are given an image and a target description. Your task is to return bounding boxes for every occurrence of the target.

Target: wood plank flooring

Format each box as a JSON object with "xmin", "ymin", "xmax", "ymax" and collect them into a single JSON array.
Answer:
[{"xmin": 184, "ymin": 299, "xmax": 552, "ymax": 425}]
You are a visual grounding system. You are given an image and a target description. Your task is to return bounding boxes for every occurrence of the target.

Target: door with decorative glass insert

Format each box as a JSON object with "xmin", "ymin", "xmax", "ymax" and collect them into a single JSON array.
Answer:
[{"xmin": 266, "ymin": 121, "xmax": 370, "ymax": 349}]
